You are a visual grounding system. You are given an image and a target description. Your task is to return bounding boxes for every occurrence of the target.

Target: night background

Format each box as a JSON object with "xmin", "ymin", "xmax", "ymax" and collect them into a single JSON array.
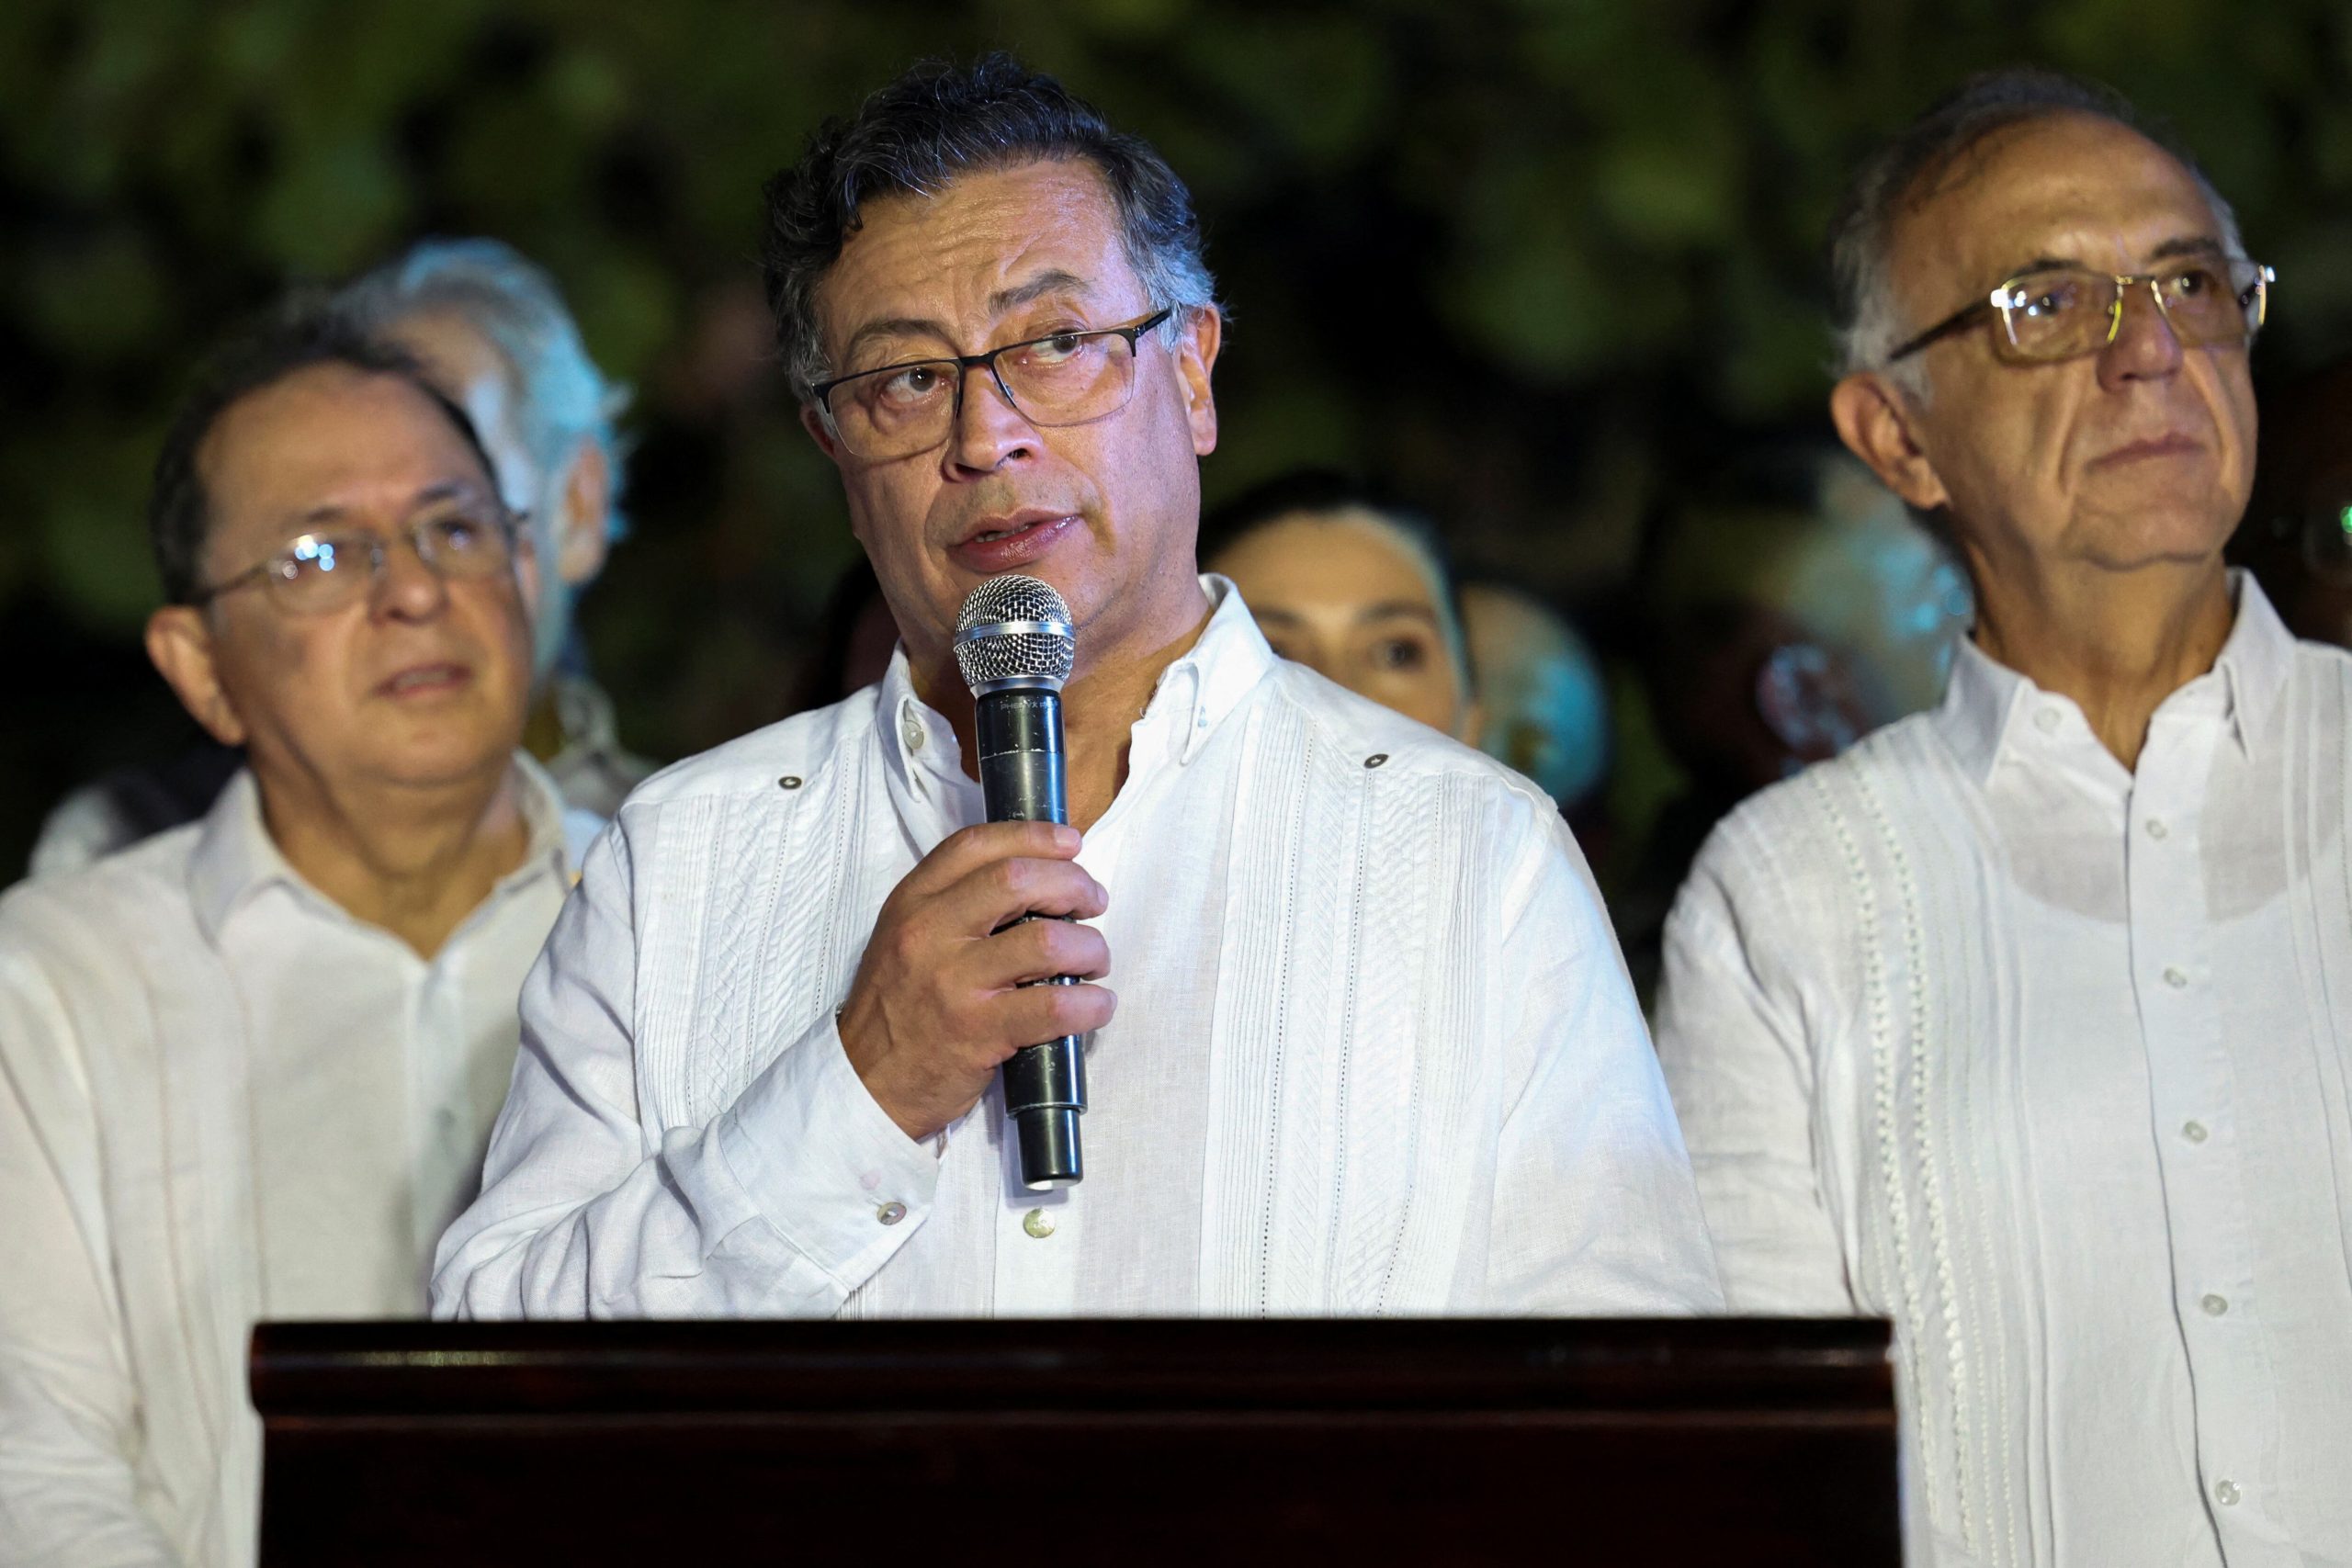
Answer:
[{"xmin": 6, "ymin": 0, "xmax": 2350, "ymax": 885}]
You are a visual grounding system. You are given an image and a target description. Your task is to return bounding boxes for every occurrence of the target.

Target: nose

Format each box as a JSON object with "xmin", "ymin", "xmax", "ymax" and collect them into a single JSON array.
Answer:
[
  {"xmin": 370, "ymin": 533, "xmax": 450, "ymax": 621},
  {"xmin": 943, "ymin": 362, "xmax": 1037, "ymax": 476},
  {"xmin": 2098, "ymin": 277, "xmax": 2185, "ymax": 387}
]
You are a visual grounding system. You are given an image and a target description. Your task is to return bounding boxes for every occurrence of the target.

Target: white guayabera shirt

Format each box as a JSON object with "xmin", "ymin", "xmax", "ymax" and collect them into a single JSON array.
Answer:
[
  {"xmin": 0, "ymin": 758, "xmax": 593, "ymax": 1568},
  {"xmin": 1656, "ymin": 576, "xmax": 2352, "ymax": 1568},
  {"xmin": 435, "ymin": 579, "xmax": 1723, "ymax": 1321}
]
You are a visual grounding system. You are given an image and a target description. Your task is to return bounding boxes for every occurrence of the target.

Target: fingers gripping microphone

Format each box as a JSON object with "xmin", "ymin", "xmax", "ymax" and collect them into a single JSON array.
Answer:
[{"xmin": 954, "ymin": 574, "xmax": 1086, "ymax": 1190}]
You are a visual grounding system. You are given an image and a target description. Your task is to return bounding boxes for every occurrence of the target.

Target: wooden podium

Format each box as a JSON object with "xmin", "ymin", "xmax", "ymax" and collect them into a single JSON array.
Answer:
[{"xmin": 252, "ymin": 1317, "xmax": 1897, "ymax": 1565}]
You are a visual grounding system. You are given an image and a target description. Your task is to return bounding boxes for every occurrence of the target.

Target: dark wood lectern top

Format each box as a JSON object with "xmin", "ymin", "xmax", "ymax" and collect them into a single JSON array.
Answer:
[{"xmin": 253, "ymin": 1317, "xmax": 1897, "ymax": 1565}]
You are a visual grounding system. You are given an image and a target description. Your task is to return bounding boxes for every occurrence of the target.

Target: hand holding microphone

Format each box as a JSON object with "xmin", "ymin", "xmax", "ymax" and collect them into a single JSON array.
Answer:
[{"xmin": 834, "ymin": 574, "xmax": 1102, "ymax": 1187}]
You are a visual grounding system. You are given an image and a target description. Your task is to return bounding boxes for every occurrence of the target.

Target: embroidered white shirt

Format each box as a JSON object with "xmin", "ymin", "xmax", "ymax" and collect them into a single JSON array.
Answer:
[
  {"xmin": 1655, "ymin": 576, "xmax": 2352, "ymax": 1568},
  {"xmin": 0, "ymin": 759, "xmax": 589, "ymax": 1568},
  {"xmin": 434, "ymin": 579, "xmax": 1722, "ymax": 1322}
]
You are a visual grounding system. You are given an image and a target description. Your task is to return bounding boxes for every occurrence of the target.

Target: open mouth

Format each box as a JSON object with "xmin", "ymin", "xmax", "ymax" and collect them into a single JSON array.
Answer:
[
  {"xmin": 951, "ymin": 513, "xmax": 1079, "ymax": 571},
  {"xmin": 377, "ymin": 662, "xmax": 471, "ymax": 698}
]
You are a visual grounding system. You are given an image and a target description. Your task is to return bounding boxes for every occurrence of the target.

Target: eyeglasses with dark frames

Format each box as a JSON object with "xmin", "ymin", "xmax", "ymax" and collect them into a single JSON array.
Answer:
[
  {"xmin": 812, "ymin": 307, "xmax": 1175, "ymax": 461},
  {"xmin": 1886, "ymin": 255, "xmax": 2273, "ymax": 367}
]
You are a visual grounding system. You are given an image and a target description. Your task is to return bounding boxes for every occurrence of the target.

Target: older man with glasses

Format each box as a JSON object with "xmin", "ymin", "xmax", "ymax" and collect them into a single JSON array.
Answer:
[
  {"xmin": 1654, "ymin": 68, "xmax": 2352, "ymax": 1567},
  {"xmin": 0, "ymin": 304, "xmax": 598, "ymax": 1566},
  {"xmin": 432, "ymin": 54, "xmax": 1720, "ymax": 1325},
  {"xmin": 27, "ymin": 237, "xmax": 650, "ymax": 880}
]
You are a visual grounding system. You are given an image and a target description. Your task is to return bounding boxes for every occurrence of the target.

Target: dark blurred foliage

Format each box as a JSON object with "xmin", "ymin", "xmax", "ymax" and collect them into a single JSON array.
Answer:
[{"xmin": 5, "ymin": 0, "xmax": 2351, "ymax": 877}]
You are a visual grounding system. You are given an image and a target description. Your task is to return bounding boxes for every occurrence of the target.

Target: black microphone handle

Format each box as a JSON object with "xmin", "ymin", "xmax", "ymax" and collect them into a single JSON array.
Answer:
[{"xmin": 974, "ymin": 684, "xmax": 1086, "ymax": 1189}]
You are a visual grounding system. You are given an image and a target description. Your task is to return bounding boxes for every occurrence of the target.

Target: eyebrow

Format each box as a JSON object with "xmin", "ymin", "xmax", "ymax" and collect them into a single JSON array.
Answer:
[
  {"xmin": 2000, "ymin": 233, "xmax": 2228, "ymax": 279},
  {"xmin": 836, "ymin": 269, "xmax": 1101, "ymax": 372},
  {"xmin": 1248, "ymin": 602, "xmax": 1442, "ymax": 630},
  {"xmin": 286, "ymin": 479, "xmax": 481, "ymax": 531}
]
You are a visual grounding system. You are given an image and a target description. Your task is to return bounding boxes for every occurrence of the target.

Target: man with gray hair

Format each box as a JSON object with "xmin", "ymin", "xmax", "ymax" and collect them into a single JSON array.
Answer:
[
  {"xmin": 435, "ymin": 54, "xmax": 1721, "ymax": 1322},
  {"xmin": 1654, "ymin": 69, "xmax": 2352, "ymax": 1565},
  {"xmin": 28, "ymin": 237, "xmax": 650, "ymax": 876}
]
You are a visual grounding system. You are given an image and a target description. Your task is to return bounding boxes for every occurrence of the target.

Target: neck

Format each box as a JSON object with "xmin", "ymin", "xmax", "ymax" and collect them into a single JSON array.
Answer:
[
  {"xmin": 254, "ymin": 759, "xmax": 531, "ymax": 959},
  {"xmin": 912, "ymin": 578, "xmax": 1216, "ymax": 831},
  {"xmin": 1965, "ymin": 551, "xmax": 2236, "ymax": 770}
]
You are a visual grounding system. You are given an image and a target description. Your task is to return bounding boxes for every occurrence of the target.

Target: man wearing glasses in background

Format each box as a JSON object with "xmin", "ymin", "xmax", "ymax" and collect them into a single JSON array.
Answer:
[
  {"xmin": 0, "ymin": 306, "xmax": 596, "ymax": 1566},
  {"xmin": 1655, "ymin": 69, "xmax": 2352, "ymax": 1565},
  {"xmin": 434, "ymin": 56, "xmax": 1720, "ymax": 1324}
]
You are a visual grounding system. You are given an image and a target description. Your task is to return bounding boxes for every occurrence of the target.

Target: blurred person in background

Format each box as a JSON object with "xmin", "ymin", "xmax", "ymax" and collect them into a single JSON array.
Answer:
[
  {"xmin": 1655, "ymin": 68, "xmax": 2352, "ymax": 1565},
  {"xmin": 0, "ymin": 305, "xmax": 599, "ymax": 1564},
  {"xmin": 1457, "ymin": 580, "xmax": 1612, "ymax": 817},
  {"xmin": 434, "ymin": 55, "xmax": 1717, "ymax": 1324},
  {"xmin": 1201, "ymin": 468, "xmax": 1481, "ymax": 742},
  {"xmin": 779, "ymin": 553, "xmax": 899, "ymax": 717},
  {"xmin": 1615, "ymin": 446, "xmax": 1964, "ymax": 996},
  {"xmin": 2236, "ymin": 354, "xmax": 2352, "ymax": 649},
  {"xmin": 28, "ymin": 237, "xmax": 649, "ymax": 878}
]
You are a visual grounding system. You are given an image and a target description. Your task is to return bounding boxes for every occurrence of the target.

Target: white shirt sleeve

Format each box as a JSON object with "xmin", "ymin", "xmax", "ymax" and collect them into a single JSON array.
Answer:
[
  {"xmin": 0, "ymin": 949, "xmax": 181, "ymax": 1567},
  {"xmin": 430, "ymin": 818, "xmax": 939, "ymax": 1320},
  {"xmin": 1479, "ymin": 807, "xmax": 1726, "ymax": 1314},
  {"xmin": 1651, "ymin": 833, "xmax": 1855, "ymax": 1314}
]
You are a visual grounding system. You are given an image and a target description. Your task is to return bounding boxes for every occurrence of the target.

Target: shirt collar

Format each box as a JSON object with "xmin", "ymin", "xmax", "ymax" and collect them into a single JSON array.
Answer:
[
  {"xmin": 1931, "ymin": 568, "xmax": 2296, "ymax": 785},
  {"xmin": 2213, "ymin": 570, "xmax": 2294, "ymax": 754},
  {"xmin": 188, "ymin": 751, "xmax": 573, "ymax": 945},
  {"xmin": 1155, "ymin": 574, "xmax": 1279, "ymax": 765},
  {"xmin": 876, "ymin": 572, "xmax": 1279, "ymax": 795}
]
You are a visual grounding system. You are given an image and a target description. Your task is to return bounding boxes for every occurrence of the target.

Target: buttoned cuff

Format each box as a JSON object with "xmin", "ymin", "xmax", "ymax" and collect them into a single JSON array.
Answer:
[{"xmin": 716, "ymin": 1014, "xmax": 939, "ymax": 1290}]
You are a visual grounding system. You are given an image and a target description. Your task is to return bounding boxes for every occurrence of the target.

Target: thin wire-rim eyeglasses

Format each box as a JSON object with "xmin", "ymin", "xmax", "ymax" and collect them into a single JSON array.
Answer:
[
  {"xmin": 1885, "ymin": 255, "xmax": 2273, "ymax": 366},
  {"xmin": 186, "ymin": 503, "xmax": 526, "ymax": 615}
]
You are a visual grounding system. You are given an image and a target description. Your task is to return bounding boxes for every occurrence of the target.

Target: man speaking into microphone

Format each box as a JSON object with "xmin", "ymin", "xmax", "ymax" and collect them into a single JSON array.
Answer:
[{"xmin": 433, "ymin": 55, "xmax": 1721, "ymax": 1319}]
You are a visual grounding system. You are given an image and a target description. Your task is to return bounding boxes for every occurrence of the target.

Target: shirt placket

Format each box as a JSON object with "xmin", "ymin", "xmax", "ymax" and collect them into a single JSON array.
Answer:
[
  {"xmin": 982, "ymin": 709, "xmax": 1154, "ymax": 1316},
  {"xmin": 409, "ymin": 948, "xmax": 462, "ymax": 1269},
  {"xmin": 2127, "ymin": 716, "xmax": 2280, "ymax": 1557}
]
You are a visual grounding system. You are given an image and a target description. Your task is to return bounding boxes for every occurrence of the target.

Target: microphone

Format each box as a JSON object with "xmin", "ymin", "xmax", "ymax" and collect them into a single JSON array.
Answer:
[{"xmin": 953, "ymin": 573, "xmax": 1086, "ymax": 1190}]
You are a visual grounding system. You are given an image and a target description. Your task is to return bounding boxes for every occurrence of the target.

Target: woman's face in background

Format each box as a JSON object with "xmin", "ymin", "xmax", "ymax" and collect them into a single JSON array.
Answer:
[{"xmin": 1213, "ymin": 507, "xmax": 1478, "ymax": 740}]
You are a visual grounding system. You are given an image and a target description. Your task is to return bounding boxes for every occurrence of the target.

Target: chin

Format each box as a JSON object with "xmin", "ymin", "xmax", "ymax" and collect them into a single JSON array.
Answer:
[
  {"xmin": 366, "ymin": 730, "xmax": 517, "ymax": 790},
  {"xmin": 2070, "ymin": 491, "xmax": 2237, "ymax": 570}
]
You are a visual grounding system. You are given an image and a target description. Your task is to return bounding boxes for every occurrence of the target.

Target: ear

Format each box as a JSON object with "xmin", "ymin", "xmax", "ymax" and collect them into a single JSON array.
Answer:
[
  {"xmin": 145, "ymin": 605, "xmax": 248, "ymax": 748},
  {"xmin": 551, "ymin": 439, "xmax": 611, "ymax": 586},
  {"xmin": 1172, "ymin": 306, "xmax": 1222, "ymax": 457},
  {"xmin": 800, "ymin": 400, "xmax": 843, "ymax": 462},
  {"xmin": 1829, "ymin": 370, "xmax": 1951, "ymax": 514}
]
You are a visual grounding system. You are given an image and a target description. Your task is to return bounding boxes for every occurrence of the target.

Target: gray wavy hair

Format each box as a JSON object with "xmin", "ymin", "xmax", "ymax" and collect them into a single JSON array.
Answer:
[
  {"xmin": 1828, "ymin": 67, "xmax": 2245, "ymax": 399},
  {"xmin": 337, "ymin": 237, "xmax": 632, "ymax": 538},
  {"xmin": 760, "ymin": 53, "xmax": 1221, "ymax": 401}
]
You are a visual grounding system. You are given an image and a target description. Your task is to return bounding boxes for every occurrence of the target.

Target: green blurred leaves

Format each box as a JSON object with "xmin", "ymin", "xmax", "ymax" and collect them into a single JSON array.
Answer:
[{"xmin": 4, "ymin": 0, "xmax": 2351, "ymax": 727}]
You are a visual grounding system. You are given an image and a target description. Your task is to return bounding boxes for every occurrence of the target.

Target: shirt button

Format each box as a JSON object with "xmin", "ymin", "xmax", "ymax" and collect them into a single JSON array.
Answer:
[
  {"xmin": 876, "ymin": 1201, "xmax": 908, "ymax": 1226},
  {"xmin": 2201, "ymin": 1293, "xmax": 2229, "ymax": 1316},
  {"xmin": 2182, "ymin": 1120, "xmax": 2210, "ymax": 1144},
  {"xmin": 1023, "ymin": 1207, "xmax": 1056, "ymax": 1238},
  {"xmin": 2034, "ymin": 707, "xmax": 2061, "ymax": 734},
  {"xmin": 2164, "ymin": 966, "xmax": 2189, "ymax": 989},
  {"xmin": 902, "ymin": 719, "xmax": 925, "ymax": 752},
  {"xmin": 2144, "ymin": 818, "xmax": 2168, "ymax": 840},
  {"xmin": 2215, "ymin": 1479, "xmax": 2241, "ymax": 1506}
]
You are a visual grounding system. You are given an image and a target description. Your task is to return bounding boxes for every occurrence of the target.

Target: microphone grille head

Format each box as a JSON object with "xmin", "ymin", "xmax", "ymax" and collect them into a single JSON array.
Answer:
[{"xmin": 954, "ymin": 573, "xmax": 1076, "ymax": 692}]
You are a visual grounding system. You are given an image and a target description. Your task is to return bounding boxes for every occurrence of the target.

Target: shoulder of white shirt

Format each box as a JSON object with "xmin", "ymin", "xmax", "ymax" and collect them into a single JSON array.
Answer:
[
  {"xmin": 0, "ymin": 812, "xmax": 209, "ymax": 957},
  {"xmin": 597, "ymin": 688, "xmax": 882, "ymax": 817}
]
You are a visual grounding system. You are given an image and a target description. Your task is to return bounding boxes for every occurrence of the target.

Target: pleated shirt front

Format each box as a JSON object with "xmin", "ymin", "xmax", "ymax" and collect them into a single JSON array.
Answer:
[
  {"xmin": 435, "ymin": 579, "xmax": 1723, "ymax": 1322},
  {"xmin": 1657, "ymin": 577, "xmax": 2352, "ymax": 1568}
]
